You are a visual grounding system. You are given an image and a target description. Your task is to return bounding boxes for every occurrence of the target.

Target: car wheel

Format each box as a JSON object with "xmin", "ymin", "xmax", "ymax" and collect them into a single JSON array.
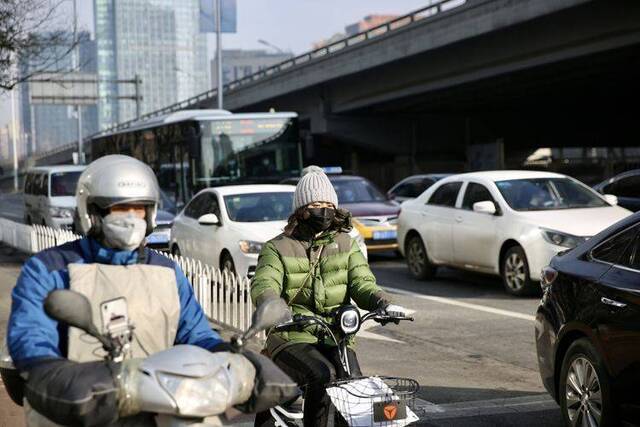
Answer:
[
  {"xmin": 559, "ymin": 338, "xmax": 616, "ymax": 427},
  {"xmin": 501, "ymin": 246, "xmax": 536, "ymax": 296},
  {"xmin": 221, "ymin": 251, "xmax": 236, "ymax": 275},
  {"xmin": 405, "ymin": 234, "xmax": 436, "ymax": 280},
  {"xmin": 171, "ymin": 245, "xmax": 181, "ymax": 257}
]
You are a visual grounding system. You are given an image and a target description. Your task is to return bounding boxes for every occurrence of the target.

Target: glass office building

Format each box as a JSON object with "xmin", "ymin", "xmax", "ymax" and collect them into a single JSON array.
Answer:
[{"xmin": 94, "ymin": 0, "xmax": 209, "ymax": 129}]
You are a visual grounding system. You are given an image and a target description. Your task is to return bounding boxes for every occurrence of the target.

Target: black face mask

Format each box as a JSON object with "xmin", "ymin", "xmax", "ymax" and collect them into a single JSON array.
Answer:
[{"xmin": 306, "ymin": 207, "xmax": 336, "ymax": 233}]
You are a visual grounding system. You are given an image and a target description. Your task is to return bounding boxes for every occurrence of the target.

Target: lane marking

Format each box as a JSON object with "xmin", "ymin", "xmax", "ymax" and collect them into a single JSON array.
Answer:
[
  {"xmin": 417, "ymin": 395, "xmax": 558, "ymax": 419},
  {"xmin": 382, "ymin": 286, "xmax": 536, "ymax": 322}
]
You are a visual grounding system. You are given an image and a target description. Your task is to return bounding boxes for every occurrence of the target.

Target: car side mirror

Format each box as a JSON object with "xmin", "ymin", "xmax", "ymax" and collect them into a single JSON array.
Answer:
[
  {"xmin": 198, "ymin": 213, "xmax": 220, "ymax": 225},
  {"xmin": 603, "ymin": 194, "xmax": 618, "ymax": 206},
  {"xmin": 473, "ymin": 201, "xmax": 497, "ymax": 215}
]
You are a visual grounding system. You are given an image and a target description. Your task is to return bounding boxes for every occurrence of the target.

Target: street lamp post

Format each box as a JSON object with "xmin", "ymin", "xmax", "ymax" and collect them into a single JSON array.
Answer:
[
  {"xmin": 215, "ymin": 0, "xmax": 223, "ymax": 109},
  {"xmin": 258, "ymin": 39, "xmax": 284, "ymax": 54},
  {"xmin": 10, "ymin": 87, "xmax": 19, "ymax": 192}
]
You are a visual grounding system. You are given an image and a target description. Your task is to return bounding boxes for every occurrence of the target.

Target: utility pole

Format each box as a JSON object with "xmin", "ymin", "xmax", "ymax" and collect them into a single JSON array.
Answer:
[
  {"xmin": 134, "ymin": 74, "xmax": 141, "ymax": 119},
  {"xmin": 10, "ymin": 88, "xmax": 19, "ymax": 192},
  {"xmin": 72, "ymin": 0, "xmax": 84, "ymax": 164},
  {"xmin": 215, "ymin": 0, "xmax": 223, "ymax": 109},
  {"xmin": 30, "ymin": 105, "xmax": 36, "ymax": 154}
]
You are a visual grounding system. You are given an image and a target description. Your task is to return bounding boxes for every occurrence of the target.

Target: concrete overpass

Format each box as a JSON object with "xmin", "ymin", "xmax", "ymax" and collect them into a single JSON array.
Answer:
[{"xmin": 22, "ymin": 0, "xmax": 640, "ymax": 188}]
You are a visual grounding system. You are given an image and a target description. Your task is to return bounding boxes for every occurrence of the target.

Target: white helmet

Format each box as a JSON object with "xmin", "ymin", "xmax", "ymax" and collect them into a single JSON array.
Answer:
[{"xmin": 76, "ymin": 155, "xmax": 160, "ymax": 236}]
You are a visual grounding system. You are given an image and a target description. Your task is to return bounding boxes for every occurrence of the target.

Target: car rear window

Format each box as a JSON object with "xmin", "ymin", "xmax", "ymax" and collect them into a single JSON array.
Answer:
[{"xmin": 331, "ymin": 179, "xmax": 386, "ymax": 203}]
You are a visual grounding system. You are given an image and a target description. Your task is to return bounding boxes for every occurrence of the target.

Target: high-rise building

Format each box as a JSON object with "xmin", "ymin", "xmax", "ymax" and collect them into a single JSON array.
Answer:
[
  {"xmin": 95, "ymin": 0, "xmax": 209, "ymax": 129},
  {"xmin": 19, "ymin": 31, "xmax": 98, "ymax": 156},
  {"xmin": 312, "ymin": 14, "xmax": 399, "ymax": 49},
  {"xmin": 211, "ymin": 49, "xmax": 294, "ymax": 86},
  {"xmin": 345, "ymin": 15, "xmax": 399, "ymax": 36}
]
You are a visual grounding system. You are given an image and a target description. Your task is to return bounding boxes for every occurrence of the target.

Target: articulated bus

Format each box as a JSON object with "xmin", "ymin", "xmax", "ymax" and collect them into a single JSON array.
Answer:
[{"xmin": 90, "ymin": 110, "xmax": 302, "ymax": 208}]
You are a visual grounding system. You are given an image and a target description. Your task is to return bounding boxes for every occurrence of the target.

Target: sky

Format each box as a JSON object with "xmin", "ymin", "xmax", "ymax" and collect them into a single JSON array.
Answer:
[{"xmin": 0, "ymin": 0, "xmax": 429, "ymax": 130}]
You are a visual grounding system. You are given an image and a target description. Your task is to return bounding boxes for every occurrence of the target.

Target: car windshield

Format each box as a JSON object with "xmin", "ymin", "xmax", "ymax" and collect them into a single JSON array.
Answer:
[
  {"xmin": 224, "ymin": 192, "xmax": 293, "ymax": 222},
  {"xmin": 495, "ymin": 178, "xmax": 608, "ymax": 211},
  {"xmin": 50, "ymin": 171, "xmax": 82, "ymax": 197},
  {"xmin": 332, "ymin": 178, "xmax": 386, "ymax": 203},
  {"xmin": 159, "ymin": 189, "xmax": 178, "ymax": 214}
]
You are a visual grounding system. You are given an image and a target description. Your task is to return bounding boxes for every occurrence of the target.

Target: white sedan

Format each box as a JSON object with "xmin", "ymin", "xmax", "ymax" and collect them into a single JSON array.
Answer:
[
  {"xmin": 170, "ymin": 185, "xmax": 367, "ymax": 277},
  {"xmin": 397, "ymin": 171, "xmax": 631, "ymax": 296}
]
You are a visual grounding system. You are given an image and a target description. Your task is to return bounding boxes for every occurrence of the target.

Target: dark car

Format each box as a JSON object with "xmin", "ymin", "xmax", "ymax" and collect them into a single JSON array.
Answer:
[
  {"xmin": 281, "ymin": 173, "xmax": 400, "ymax": 253},
  {"xmin": 387, "ymin": 174, "xmax": 451, "ymax": 202},
  {"xmin": 594, "ymin": 169, "xmax": 640, "ymax": 212},
  {"xmin": 536, "ymin": 212, "xmax": 640, "ymax": 426},
  {"xmin": 146, "ymin": 190, "xmax": 180, "ymax": 250}
]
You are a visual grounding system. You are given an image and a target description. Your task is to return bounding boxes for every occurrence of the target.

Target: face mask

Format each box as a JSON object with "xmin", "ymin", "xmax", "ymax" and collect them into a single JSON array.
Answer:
[
  {"xmin": 306, "ymin": 207, "xmax": 336, "ymax": 233},
  {"xmin": 101, "ymin": 213, "xmax": 147, "ymax": 251}
]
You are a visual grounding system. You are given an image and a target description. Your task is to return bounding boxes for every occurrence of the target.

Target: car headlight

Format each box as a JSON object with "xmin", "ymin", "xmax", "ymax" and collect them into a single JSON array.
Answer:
[
  {"xmin": 157, "ymin": 370, "xmax": 230, "ymax": 417},
  {"xmin": 540, "ymin": 228, "xmax": 585, "ymax": 249},
  {"xmin": 238, "ymin": 240, "xmax": 263, "ymax": 254},
  {"xmin": 49, "ymin": 207, "xmax": 73, "ymax": 218}
]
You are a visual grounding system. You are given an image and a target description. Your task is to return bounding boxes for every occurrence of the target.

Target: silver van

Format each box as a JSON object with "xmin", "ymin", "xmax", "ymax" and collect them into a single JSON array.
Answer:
[{"xmin": 23, "ymin": 165, "xmax": 86, "ymax": 229}]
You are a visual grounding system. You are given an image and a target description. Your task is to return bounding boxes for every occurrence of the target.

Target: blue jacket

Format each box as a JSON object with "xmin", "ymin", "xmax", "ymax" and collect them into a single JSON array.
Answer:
[{"xmin": 8, "ymin": 237, "xmax": 223, "ymax": 371}]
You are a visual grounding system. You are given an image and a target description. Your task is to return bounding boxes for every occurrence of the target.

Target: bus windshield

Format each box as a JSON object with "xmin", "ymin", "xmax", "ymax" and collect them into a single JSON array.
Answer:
[{"xmin": 199, "ymin": 117, "xmax": 299, "ymax": 185}]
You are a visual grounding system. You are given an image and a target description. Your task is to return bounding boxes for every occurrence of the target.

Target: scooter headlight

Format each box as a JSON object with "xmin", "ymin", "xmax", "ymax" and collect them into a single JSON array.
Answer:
[
  {"xmin": 336, "ymin": 306, "xmax": 360, "ymax": 335},
  {"xmin": 157, "ymin": 369, "xmax": 230, "ymax": 417}
]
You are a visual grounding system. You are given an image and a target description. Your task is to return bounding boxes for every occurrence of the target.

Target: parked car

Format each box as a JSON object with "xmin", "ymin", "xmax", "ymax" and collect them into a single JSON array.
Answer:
[
  {"xmin": 387, "ymin": 174, "xmax": 451, "ymax": 202},
  {"xmin": 397, "ymin": 171, "xmax": 631, "ymax": 296},
  {"xmin": 536, "ymin": 212, "xmax": 640, "ymax": 426},
  {"xmin": 594, "ymin": 169, "xmax": 640, "ymax": 212},
  {"xmin": 23, "ymin": 165, "xmax": 86, "ymax": 229},
  {"xmin": 170, "ymin": 185, "xmax": 367, "ymax": 277},
  {"xmin": 282, "ymin": 173, "xmax": 400, "ymax": 253}
]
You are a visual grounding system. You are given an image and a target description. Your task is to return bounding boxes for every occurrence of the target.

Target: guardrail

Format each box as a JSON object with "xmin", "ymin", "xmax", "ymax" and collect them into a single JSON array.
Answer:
[{"xmin": 0, "ymin": 219, "xmax": 255, "ymax": 334}]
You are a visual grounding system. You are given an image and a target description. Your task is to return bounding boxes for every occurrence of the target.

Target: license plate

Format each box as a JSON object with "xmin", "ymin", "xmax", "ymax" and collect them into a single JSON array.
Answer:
[
  {"xmin": 373, "ymin": 400, "xmax": 407, "ymax": 423},
  {"xmin": 373, "ymin": 230, "xmax": 397, "ymax": 240}
]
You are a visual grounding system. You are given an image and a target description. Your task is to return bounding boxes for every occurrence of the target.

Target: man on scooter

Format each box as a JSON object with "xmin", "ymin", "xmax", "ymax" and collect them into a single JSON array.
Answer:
[
  {"xmin": 251, "ymin": 166, "xmax": 408, "ymax": 427},
  {"xmin": 6, "ymin": 155, "xmax": 258, "ymax": 425}
]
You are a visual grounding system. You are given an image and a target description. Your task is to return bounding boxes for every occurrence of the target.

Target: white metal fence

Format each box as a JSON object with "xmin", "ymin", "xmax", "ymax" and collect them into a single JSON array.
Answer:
[{"xmin": 0, "ymin": 219, "xmax": 255, "ymax": 333}]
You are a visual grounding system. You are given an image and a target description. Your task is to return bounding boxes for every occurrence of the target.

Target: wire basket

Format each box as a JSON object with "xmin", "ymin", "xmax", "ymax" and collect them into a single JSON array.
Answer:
[{"xmin": 326, "ymin": 376, "xmax": 420, "ymax": 427}]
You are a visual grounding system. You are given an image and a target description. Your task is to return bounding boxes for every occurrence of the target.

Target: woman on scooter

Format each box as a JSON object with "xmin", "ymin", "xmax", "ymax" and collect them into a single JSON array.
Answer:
[{"xmin": 251, "ymin": 166, "xmax": 408, "ymax": 427}]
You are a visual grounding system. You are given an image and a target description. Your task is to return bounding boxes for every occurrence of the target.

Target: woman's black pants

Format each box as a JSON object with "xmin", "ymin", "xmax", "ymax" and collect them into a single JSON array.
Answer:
[{"xmin": 254, "ymin": 343, "xmax": 362, "ymax": 427}]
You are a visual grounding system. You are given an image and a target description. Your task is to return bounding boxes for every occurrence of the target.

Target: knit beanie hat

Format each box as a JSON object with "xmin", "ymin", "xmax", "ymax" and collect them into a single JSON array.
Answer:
[{"xmin": 293, "ymin": 166, "xmax": 339, "ymax": 210}]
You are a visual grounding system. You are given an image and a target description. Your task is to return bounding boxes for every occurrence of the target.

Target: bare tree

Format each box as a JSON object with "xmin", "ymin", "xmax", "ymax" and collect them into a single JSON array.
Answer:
[{"xmin": 0, "ymin": 0, "xmax": 78, "ymax": 90}]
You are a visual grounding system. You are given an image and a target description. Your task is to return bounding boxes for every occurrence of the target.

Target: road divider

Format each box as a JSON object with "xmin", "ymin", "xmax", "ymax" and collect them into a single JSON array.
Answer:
[{"xmin": 382, "ymin": 286, "xmax": 536, "ymax": 322}]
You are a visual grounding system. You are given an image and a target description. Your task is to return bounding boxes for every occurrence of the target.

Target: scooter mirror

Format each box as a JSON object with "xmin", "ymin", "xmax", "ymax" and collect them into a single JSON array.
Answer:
[
  {"xmin": 44, "ymin": 290, "xmax": 102, "ymax": 339},
  {"xmin": 243, "ymin": 298, "xmax": 292, "ymax": 341}
]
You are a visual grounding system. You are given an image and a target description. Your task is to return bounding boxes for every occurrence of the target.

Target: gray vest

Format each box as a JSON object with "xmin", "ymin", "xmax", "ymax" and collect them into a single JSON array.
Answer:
[
  {"xmin": 67, "ymin": 263, "xmax": 181, "ymax": 362},
  {"xmin": 26, "ymin": 262, "xmax": 181, "ymax": 426}
]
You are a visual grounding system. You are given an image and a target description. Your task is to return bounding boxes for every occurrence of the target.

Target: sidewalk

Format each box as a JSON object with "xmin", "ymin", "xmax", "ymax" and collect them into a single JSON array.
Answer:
[
  {"xmin": 0, "ymin": 244, "xmax": 27, "ymax": 426},
  {"xmin": 0, "ymin": 244, "xmax": 256, "ymax": 426}
]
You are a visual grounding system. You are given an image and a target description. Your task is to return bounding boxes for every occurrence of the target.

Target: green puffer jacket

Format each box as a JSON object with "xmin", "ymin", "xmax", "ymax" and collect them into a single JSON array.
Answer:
[{"xmin": 251, "ymin": 221, "xmax": 389, "ymax": 358}]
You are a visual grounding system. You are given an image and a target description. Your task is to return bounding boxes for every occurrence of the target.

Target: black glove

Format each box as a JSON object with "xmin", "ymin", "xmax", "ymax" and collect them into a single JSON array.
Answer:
[
  {"xmin": 234, "ymin": 350, "xmax": 300, "ymax": 414},
  {"xmin": 24, "ymin": 358, "xmax": 120, "ymax": 426}
]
